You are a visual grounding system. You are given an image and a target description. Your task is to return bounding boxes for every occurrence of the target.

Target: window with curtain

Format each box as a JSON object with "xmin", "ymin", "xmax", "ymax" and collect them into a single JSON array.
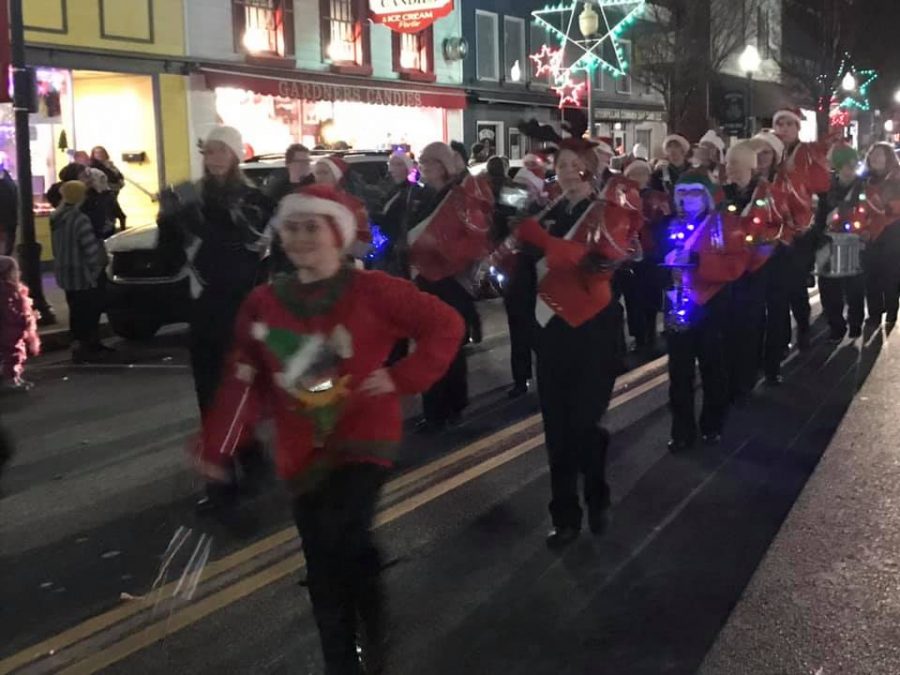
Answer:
[
  {"xmin": 320, "ymin": 0, "xmax": 368, "ymax": 66},
  {"xmin": 393, "ymin": 28, "xmax": 434, "ymax": 76},
  {"xmin": 504, "ymin": 16, "xmax": 526, "ymax": 83},
  {"xmin": 233, "ymin": 0, "xmax": 294, "ymax": 57},
  {"xmin": 476, "ymin": 10, "xmax": 499, "ymax": 81}
]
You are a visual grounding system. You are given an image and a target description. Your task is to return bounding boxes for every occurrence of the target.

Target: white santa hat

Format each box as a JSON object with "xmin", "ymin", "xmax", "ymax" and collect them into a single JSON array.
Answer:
[
  {"xmin": 421, "ymin": 141, "xmax": 464, "ymax": 177},
  {"xmin": 624, "ymin": 159, "xmax": 652, "ymax": 179},
  {"xmin": 204, "ymin": 125, "xmax": 245, "ymax": 161},
  {"xmin": 389, "ymin": 151, "xmax": 415, "ymax": 171},
  {"xmin": 698, "ymin": 130, "xmax": 725, "ymax": 155},
  {"xmin": 725, "ymin": 141, "xmax": 759, "ymax": 170},
  {"xmin": 773, "ymin": 107, "xmax": 805, "ymax": 127},
  {"xmin": 750, "ymin": 130, "xmax": 785, "ymax": 160},
  {"xmin": 273, "ymin": 184, "xmax": 357, "ymax": 250},
  {"xmin": 513, "ymin": 167, "xmax": 545, "ymax": 195},
  {"xmin": 631, "ymin": 143, "xmax": 649, "ymax": 160},
  {"xmin": 663, "ymin": 134, "xmax": 691, "ymax": 154},
  {"xmin": 316, "ymin": 155, "xmax": 349, "ymax": 183}
]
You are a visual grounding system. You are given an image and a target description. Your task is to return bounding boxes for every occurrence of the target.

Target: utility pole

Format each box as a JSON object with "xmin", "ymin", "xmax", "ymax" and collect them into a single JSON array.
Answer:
[{"xmin": 10, "ymin": 0, "xmax": 54, "ymax": 323}]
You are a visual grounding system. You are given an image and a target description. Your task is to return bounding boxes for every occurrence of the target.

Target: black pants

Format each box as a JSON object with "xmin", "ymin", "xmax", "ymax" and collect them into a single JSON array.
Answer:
[
  {"xmin": 1, "ymin": 221, "xmax": 14, "ymax": 256},
  {"xmin": 820, "ymin": 274, "xmax": 865, "ymax": 335},
  {"xmin": 536, "ymin": 305, "xmax": 622, "ymax": 530},
  {"xmin": 666, "ymin": 297, "xmax": 729, "ymax": 444},
  {"xmin": 416, "ymin": 277, "xmax": 469, "ymax": 424},
  {"xmin": 293, "ymin": 465, "xmax": 388, "ymax": 675},
  {"xmin": 864, "ymin": 229, "xmax": 900, "ymax": 322},
  {"xmin": 763, "ymin": 250, "xmax": 792, "ymax": 378},
  {"xmin": 786, "ymin": 238, "xmax": 814, "ymax": 334},
  {"xmin": 65, "ymin": 285, "xmax": 105, "ymax": 345},
  {"xmin": 725, "ymin": 270, "xmax": 766, "ymax": 399},
  {"xmin": 622, "ymin": 260, "xmax": 663, "ymax": 348},
  {"xmin": 502, "ymin": 256, "xmax": 537, "ymax": 388}
]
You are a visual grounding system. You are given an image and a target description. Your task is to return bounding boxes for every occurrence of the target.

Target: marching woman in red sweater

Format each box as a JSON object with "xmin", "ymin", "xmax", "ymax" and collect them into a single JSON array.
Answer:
[
  {"xmin": 516, "ymin": 138, "xmax": 641, "ymax": 550},
  {"xmin": 197, "ymin": 184, "xmax": 463, "ymax": 675}
]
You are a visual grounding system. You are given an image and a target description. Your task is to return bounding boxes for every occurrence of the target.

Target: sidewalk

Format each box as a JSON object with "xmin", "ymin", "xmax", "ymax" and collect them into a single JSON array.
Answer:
[{"xmin": 701, "ymin": 330, "xmax": 900, "ymax": 674}]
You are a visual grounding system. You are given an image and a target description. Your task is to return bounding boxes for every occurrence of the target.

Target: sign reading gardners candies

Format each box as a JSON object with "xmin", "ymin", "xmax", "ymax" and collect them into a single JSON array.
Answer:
[{"xmin": 368, "ymin": 0, "xmax": 454, "ymax": 34}]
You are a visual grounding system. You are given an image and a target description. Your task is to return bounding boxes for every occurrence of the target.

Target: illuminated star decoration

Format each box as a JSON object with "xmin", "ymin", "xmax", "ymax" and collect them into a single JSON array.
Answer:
[
  {"xmin": 551, "ymin": 70, "xmax": 587, "ymax": 108},
  {"xmin": 529, "ymin": 44, "xmax": 564, "ymax": 78},
  {"xmin": 532, "ymin": 0, "xmax": 646, "ymax": 79},
  {"xmin": 837, "ymin": 68, "xmax": 878, "ymax": 112}
]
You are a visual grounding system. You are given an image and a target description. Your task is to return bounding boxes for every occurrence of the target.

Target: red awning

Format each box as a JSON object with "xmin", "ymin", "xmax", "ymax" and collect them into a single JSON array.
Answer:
[{"xmin": 201, "ymin": 67, "xmax": 467, "ymax": 110}]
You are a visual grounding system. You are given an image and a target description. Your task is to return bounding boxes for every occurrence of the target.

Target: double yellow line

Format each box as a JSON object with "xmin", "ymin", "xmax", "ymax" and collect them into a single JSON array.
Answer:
[{"xmin": 1, "ymin": 360, "xmax": 668, "ymax": 675}]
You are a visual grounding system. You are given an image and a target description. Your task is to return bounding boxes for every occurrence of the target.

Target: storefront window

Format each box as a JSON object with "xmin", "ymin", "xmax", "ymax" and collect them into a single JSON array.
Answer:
[
  {"xmin": 214, "ymin": 86, "xmax": 446, "ymax": 157},
  {"xmin": 234, "ymin": 0, "xmax": 295, "ymax": 58}
]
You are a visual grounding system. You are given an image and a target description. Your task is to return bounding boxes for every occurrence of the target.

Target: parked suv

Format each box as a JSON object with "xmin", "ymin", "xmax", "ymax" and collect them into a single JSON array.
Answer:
[{"xmin": 103, "ymin": 150, "xmax": 392, "ymax": 340}]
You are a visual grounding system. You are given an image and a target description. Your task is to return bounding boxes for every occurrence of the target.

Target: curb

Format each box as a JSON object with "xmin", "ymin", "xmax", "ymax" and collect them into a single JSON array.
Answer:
[{"xmin": 39, "ymin": 322, "xmax": 115, "ymax": 354}]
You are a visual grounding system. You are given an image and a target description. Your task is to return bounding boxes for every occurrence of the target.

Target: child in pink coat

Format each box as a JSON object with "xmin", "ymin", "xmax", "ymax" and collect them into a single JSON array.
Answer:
[{"xmin": 0, "ymin": 256, "xmax": 40, "ymax": 391}]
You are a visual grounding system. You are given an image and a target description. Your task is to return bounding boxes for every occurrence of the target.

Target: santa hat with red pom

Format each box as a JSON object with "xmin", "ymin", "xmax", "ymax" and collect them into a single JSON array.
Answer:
[
  {"xmin": 698, "ymin": 130, "xmax": 725, "ymax": 155},
  {"xmin": 273, "ymin": 184, "xmax": 358, "ymax": 250},
  {"xmin": 750, "ymin": 130, "xmax": 785, "ymax": 160},
  {"xmin": 316, "ymin": 155, "xmax": 349, "ymax": 183},
  {"xmin": 773, "ymin": 107, "xmax": 805, "ymax": 127}
]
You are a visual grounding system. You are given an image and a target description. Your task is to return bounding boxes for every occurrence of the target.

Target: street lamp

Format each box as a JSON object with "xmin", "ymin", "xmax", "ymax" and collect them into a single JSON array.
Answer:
[
  {"xmin": 885, "ymin": 119, "xmax": 894, "ymax": 134},
  {"xmin": 739, "ymin": 45, "xmax": 762, "ymax": 137},
  {"xmin": 841, "ymin": 72, "xmax": 857, "ymax": 92},
  {"xmin": 579, "ymin": 1, "xmax": 598, "ymax": 137},
  {"xmin": 894, "ymin": 89, "xmax": 900, "ymax": 105}
]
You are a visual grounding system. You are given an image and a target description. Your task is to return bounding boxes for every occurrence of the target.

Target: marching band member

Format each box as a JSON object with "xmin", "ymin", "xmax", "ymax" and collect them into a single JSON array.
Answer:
[
  {"xmin": 815, "ymin": 146, "xmax": 866, "ymax": 341},
  {"xmin": 651, "ymin": 133, "xmax": 692, "ymax": 198},
  {"xmin": 663, "ymin": 171, "xmax": 748, "ymax": 452},
  {"xmin": 722, "ymin": 141, "xmax": 784, "ymax": 396},
  {"xmin": 773, "ymin": 108, "xmax": 832, "ymax": 350},
  {"xmin": 593, "ymin": 136, "xmax": 618, "ymax": 191},
  {"xmin": 196, "ymin": 184, "xmax": 464, "ymax": 674},
  {"xmin": 751, "ymin": 130, "xmax": 785, "ymax": 182},
  {"xmin": 860, "ymin": 143, "xmax": 900, "ymax": 327},
  {"xmin": 515, "ymin": 137, "xmax": 641, "ymax": 550},
  {"xmin": 408, "ymin": 142, "xmax": 493, "ymax": 431},
  {"xmin": 621, "ymin": 159, "xmax": 671, "ymax": 353},
  {"xmin": 695, "ymin": 130, "xmax": 726, "ymax": 183}
]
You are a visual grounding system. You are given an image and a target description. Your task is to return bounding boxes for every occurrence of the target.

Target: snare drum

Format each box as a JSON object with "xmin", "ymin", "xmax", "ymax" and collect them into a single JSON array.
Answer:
[{"xmin": 816, "ymin": 232, "xmax": 863, "ymax": 278}]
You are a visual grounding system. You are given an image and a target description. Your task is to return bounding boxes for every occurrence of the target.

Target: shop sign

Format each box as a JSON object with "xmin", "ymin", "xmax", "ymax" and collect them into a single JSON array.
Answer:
[
  {"xmin": 202, "ymin": 69, "xmax": 466, "ymax": 110},
  {"xmin": 369, "ymin": 0, "xmax": 454, "ymax": 34}
]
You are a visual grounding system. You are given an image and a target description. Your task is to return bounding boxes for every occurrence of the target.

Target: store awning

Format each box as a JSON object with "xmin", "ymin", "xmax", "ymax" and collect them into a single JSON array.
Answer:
[{"xmin": 201, "ymin": 66, "xmax": 467, "ymax": 110}]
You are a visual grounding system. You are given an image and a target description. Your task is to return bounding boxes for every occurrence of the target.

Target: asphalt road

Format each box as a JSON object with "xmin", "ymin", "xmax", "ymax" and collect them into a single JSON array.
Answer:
[{"xmin": 2, "ymin": 293, "xmax": 885, "ymax": 675}]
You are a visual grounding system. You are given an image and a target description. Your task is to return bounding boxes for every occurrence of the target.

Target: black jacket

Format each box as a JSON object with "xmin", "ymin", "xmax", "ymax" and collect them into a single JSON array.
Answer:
[
  {"xmin": 158, "ymin": 178, "xmax": 274, "ymax": 311},
  {"xmin": 264, "ymin": 170, "xmax": 314, "ymax": 204}
]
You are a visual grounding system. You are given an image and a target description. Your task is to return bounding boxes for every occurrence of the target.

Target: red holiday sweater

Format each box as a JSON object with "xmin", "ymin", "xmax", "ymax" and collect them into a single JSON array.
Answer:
[{"xmin": 200, "ymin": 269, "xmax": 464, "ymax": 492}]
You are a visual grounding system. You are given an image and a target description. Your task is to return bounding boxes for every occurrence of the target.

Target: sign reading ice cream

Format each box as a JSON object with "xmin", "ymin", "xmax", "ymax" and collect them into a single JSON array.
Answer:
[{"xmin": 369, "ymin": 0, "xmax": 454, "ymax": 34}]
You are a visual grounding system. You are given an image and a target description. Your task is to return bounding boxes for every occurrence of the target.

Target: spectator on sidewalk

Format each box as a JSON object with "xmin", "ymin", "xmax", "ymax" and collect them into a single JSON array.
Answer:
[
  {"xmin": 90, "ymin": 146, "xmax": 127, "ymax": 231},
  {"xmin": 0, "ymin": 256, "xmax": 40, "ymax": 392},
  {"xmin": 82, "ymin": 168, "xmax": 122, "ymax": 240},
  {"xmin": 46, "ymin": 163, "xmax": 89, "ymax": 209},
  {"xmin": 50, "ymin": 180, "xmax": 111, "ymax": 363},
  {"xmin": 0, "ymin": 155, "xmax": 18, "ymax": 256}
]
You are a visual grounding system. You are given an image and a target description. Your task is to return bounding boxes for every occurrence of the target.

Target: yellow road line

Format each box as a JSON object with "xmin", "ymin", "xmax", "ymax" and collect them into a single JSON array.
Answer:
[
  {"xmin": 56, "ymin": 436, "xmax": 546, "ymax": 675},
  {"xmin": 1, "ymin": 356, "xmax": 669, "ymax": 675}
]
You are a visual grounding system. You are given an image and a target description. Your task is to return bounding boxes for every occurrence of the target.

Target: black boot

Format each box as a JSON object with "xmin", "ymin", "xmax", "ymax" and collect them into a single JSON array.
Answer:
[{"xmin": 545, "ymin": 526, "xmax": 580, "ymax": 551}]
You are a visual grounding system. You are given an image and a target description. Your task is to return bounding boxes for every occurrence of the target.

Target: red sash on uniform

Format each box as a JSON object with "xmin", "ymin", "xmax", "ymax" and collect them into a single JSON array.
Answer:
[
  {"xmin": 408, "ymin": 174, "xmax": 493, "ymax": 282},
  {"xmin": 518, "ymin": 198, "xmax": 640, "ymax": 327},
  {"xmin": 678, "ymin": 214, "xmax": 749, "ymax": 305}
]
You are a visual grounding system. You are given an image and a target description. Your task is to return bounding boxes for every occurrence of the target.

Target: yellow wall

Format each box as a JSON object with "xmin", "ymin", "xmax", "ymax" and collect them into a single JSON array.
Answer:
[
  {"xmin": 24, "ymin": 0, "xmax": 185, "ymax": 57},
  {"xmin": 159, "ymin": 74, "xmax": 191, "ymax": 186},
  {"xmin": 72, "ymin": 72, "xmax": 160, "ymax": 226}
]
